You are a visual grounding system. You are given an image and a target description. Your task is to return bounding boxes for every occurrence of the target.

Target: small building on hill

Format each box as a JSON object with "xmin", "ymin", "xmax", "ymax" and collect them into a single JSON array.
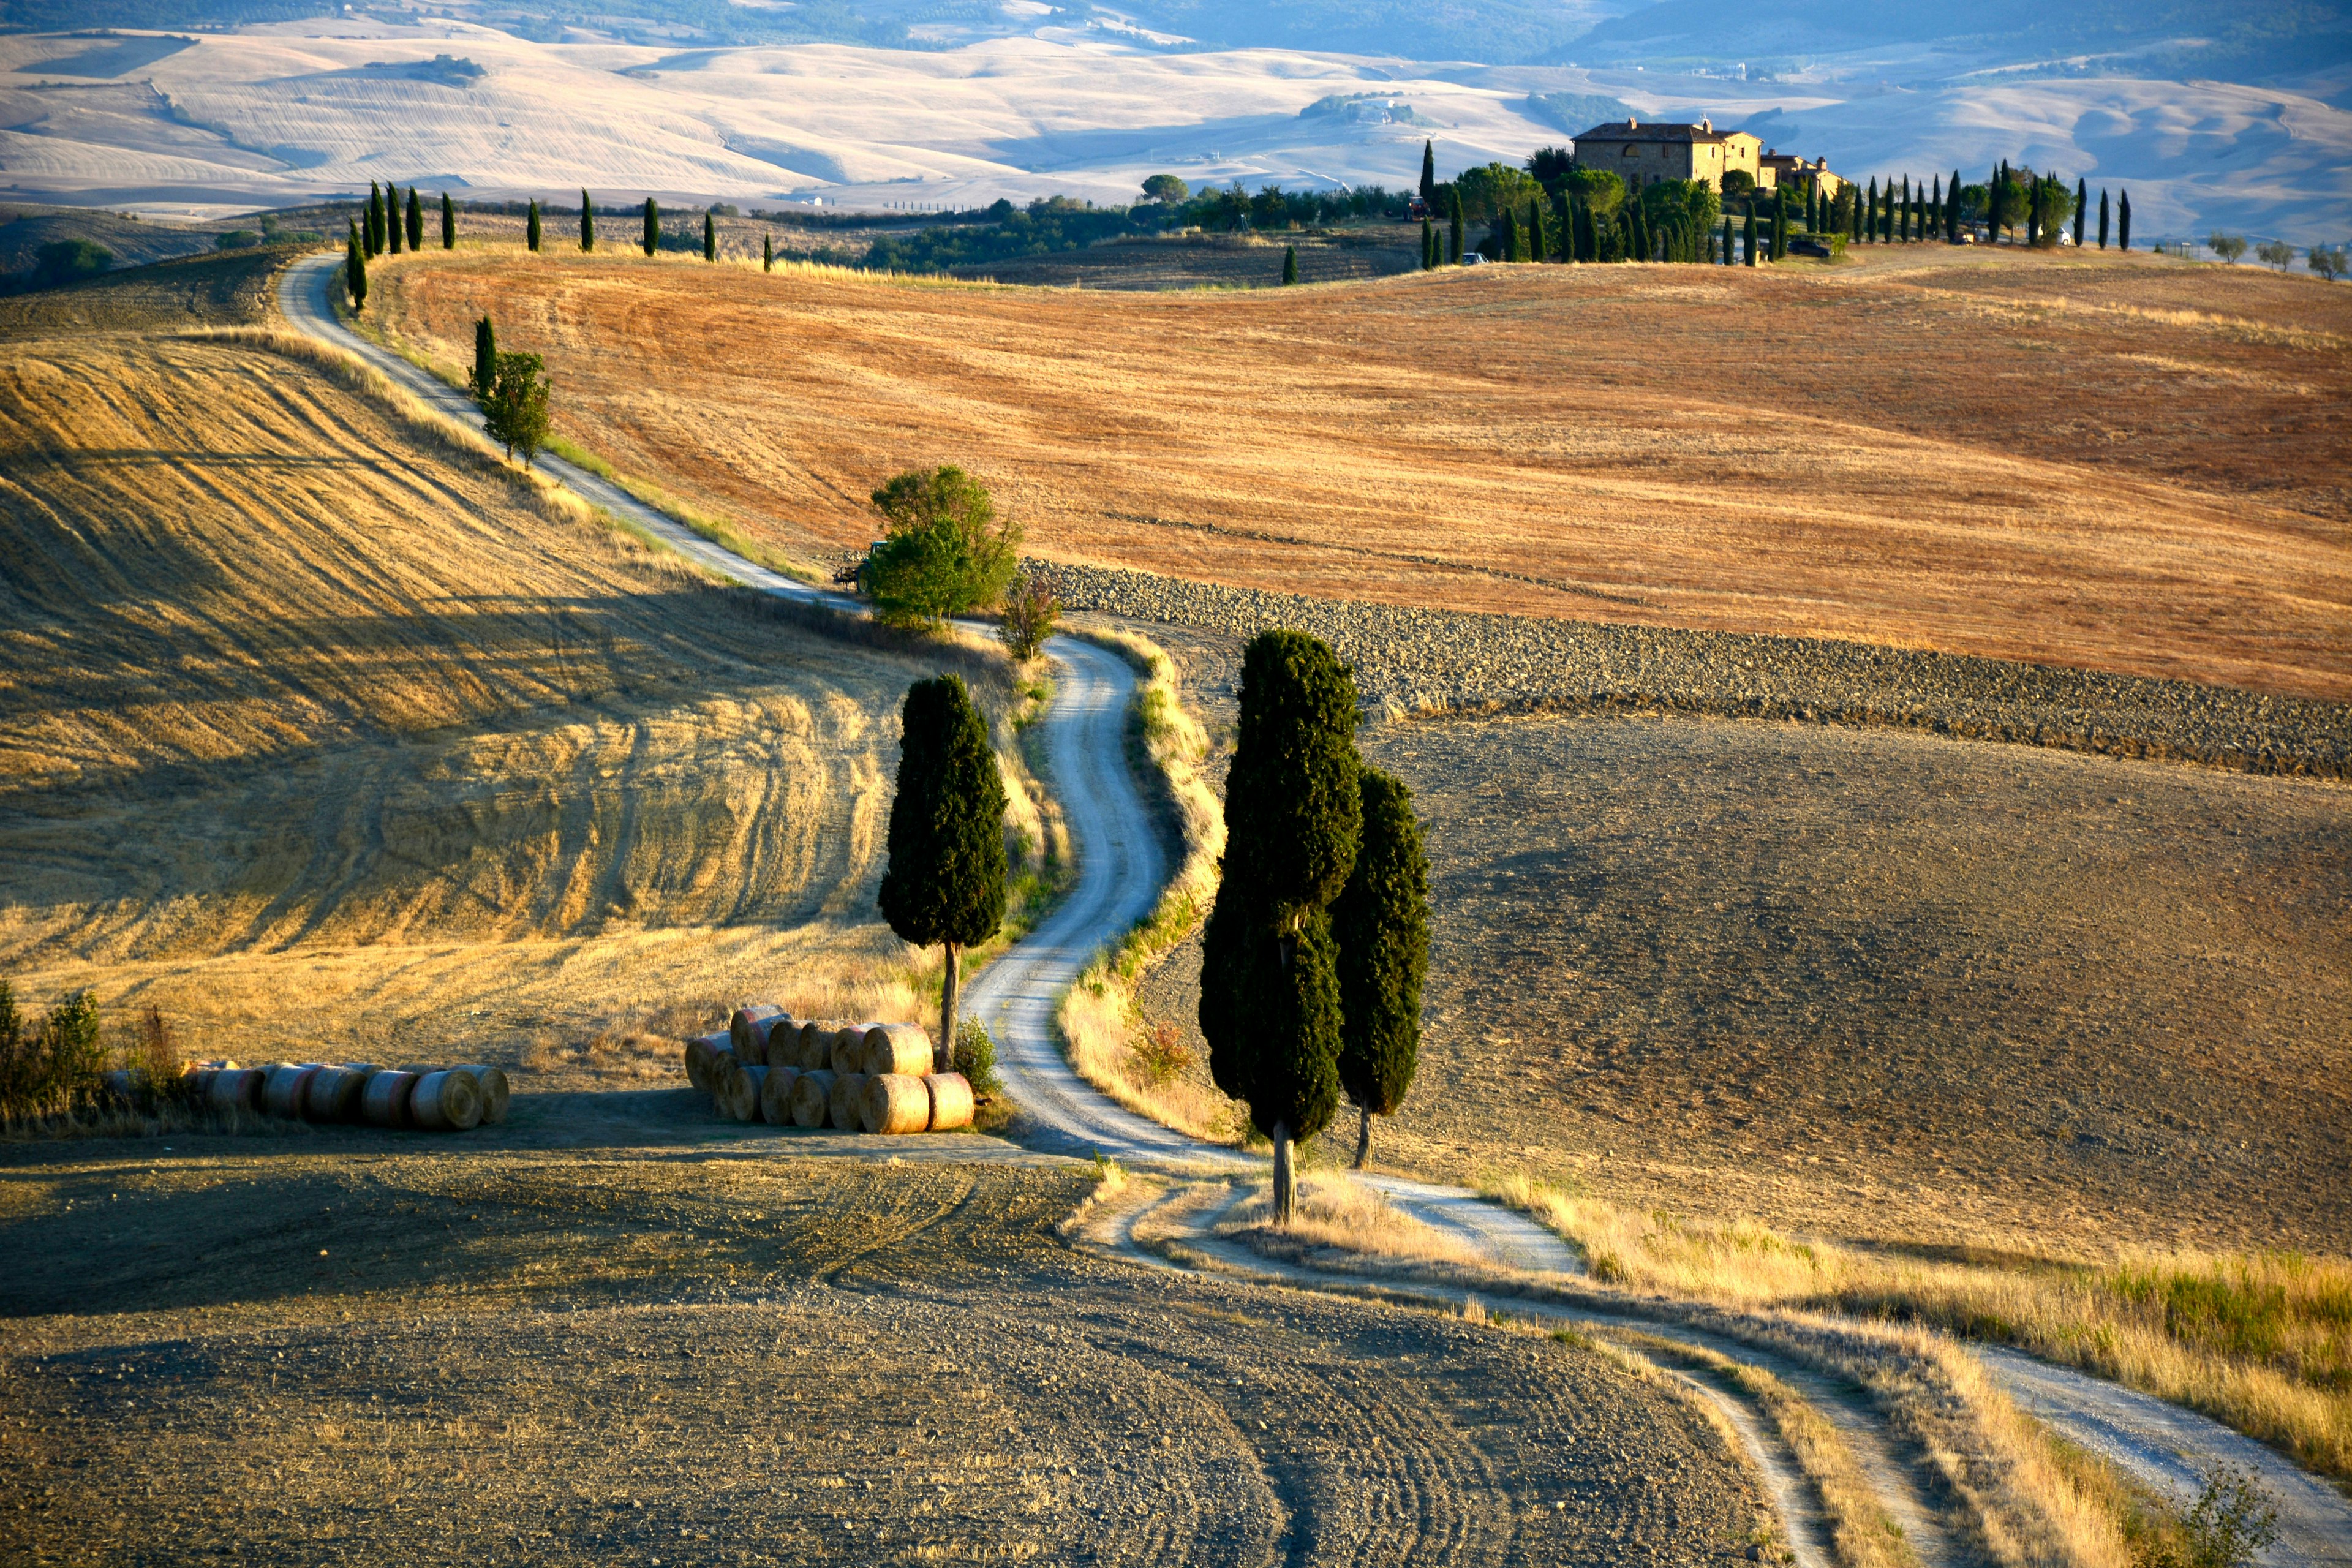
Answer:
[
  {"xmin": 1570, "ymin": 117, "xmax": 1762, "ymax": 192},
  {"xmin": 1761, "ymin": 151, "xmax": 1845, "ymax": 199}
]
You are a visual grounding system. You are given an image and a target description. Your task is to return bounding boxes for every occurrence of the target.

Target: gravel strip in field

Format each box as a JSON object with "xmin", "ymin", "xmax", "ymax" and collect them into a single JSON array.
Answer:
[{"xmin": 1043, "ymin": 560, "xmax": 2351, "ymax": 779}]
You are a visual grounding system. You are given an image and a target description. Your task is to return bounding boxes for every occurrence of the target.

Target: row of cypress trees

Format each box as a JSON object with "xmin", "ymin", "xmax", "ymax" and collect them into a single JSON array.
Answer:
[
  {"xmin": 1845, "ymin": 165, "xmax": 2133, "ymax": 251},
  {"xmin": 1201, "ymin": 630, "xmax": 1429, "ymax": 1216},
  {"xmin": 355, "ymin": 181, "xmax": 458, "ymax": 260}
]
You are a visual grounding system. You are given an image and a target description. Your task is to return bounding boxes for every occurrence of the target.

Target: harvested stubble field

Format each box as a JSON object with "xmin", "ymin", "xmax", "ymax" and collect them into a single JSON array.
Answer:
[
  {"xmin": 366, "ymin": 241, "xmax": 2351, "ymax": 699},
  {"xmin": 0, "ymin": 315, "xmax": 1041, "ymax": 1071},
  {"xmin": 0, "ymin": 1130, "xmax": 1772, "ymax": 1566},
  {"xmin": 1123, "ymin": 620, "xmax": 2352, "ymax": 1258}
]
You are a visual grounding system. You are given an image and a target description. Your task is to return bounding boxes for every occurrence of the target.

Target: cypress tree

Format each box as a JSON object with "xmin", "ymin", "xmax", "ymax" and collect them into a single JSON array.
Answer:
[
  {"xmin": 643, "ymin": 197, "xmax": 659, "ymax": 258},
  {"xmin": 878, "ymin": 674, "xmax": 1009, "ymax": 1065},
  {"xmin": 1929, "ymin": 175, "xmax": 1940, "ymax": 241},
  {"xmin": 527, "ymin": 199, "xmax": 541, "ymax": 252},
  {"xmin": 473, "ymin": 314, "xmax": 497, "ymax": 400},
  {"xmin": 1743, "ymin": 208, "xmax": 1756, "ymax": 266},
  {"xmin": 764, "ymin": 231, "xmax": 774, "ymax": 271},
  {"xmin": 1200, "ymin": 630, "xmax": 1363, "ymax": 1223},
  {"xmin": 2027, "ymin": 178, "xmax": 2041, "ymax": 247},
  {"xmin": 406, "ymin": 186, "xmax": 423, "ymax": 251},
  {"xmin": 1863, "ymin": 178, "xmax": 1875, "ymax": 243},
  {"xmin": 1333, "ymin": 767, "xmax": 1427, "ymax": 1170},
  {"xmin": 703, "ymin": 210, "xmax": 716, "ymax": 262},
  {"xmin": 1555, "ymin": 190, "xmax": 1575, "ymax": 264},
  {"xmin": 2119, "ymin": 189, "xmax": 2132, "ymax": 251},
  {"xmin": 365, "ymin": 182, "xmax": 381, "ymax": 257},
  {"xmin": 2098, "ymin": 189, "xmax": 2110, "ymax": 249},
  {"xmin": 1449, "ymin": 187, "xmax": 1464, "ymax": 264},
  {"xmin": 581, "ymin": 190, "xmax": 595, "ymax": 252},
  {"xmin": 389, "ymin": 186, "xmax": 404, "ymax": 254},
  {"xmin": 1772, "ymin": 184, "xmax": 1788, "ymax": 259},
  {"xmin": 1282, "ymin": 244, "xmax": 1298, "ymax": 284},
  {"xmin": 1500, "ymin": 208, "xmax": 1520, "ymax": 263},
  {"xmin": 344, "ymin": 220, "xmax": 368, "ymax": 311},
  {"xmin": 1419, "ymin": 140, "xmax": 1436, "ymax": 211},
  {"xmin": 441, "ymin": 190, "xmax": 455, "ymax": 249},
  {"xmin": 1722, "ymin": 214, "xmax": 1733, "ymax": 265},
  {"xmin": 2073, "ymin": 178, "xmax": 2086, "ymax": 249},
  {"xmin": 1527, "ymin": 196, "xmax": 1545, "ymax": 262},
  {"xmin": 1420, "ymin": 217, "xmax": 1434, "ymax": 270}
]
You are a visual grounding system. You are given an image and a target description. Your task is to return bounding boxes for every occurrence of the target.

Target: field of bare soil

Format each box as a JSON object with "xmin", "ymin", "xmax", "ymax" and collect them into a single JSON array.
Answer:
[
  {"xmin": 367, "ymin": 242, "xmax": 2351, "ymax": 699},
  {"xmin": 1129, "ymin": 622, "xmax": 2352, "ymax": 1258},
  {"xmin": 0, "ymin": 1126, "xmax": 1769, "ymax": 1566},
  {"xmin": 0, "ymin": 320, "xmax": 1038, "ymax": 1068}
]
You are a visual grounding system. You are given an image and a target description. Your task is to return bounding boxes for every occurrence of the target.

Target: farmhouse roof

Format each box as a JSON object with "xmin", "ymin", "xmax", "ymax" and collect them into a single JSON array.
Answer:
[{"xmin": 1574, "ymin": 117, "xmax": 1728, "ymax": 145}]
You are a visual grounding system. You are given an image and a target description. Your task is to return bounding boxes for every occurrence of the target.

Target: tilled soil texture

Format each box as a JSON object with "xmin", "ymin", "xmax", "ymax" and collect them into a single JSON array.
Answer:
[
  {"xmin": 1126, "ymin": 622, "xmax": 2352, "ymax": 1256},
  {"xmin": 366, "ymin": 244, "xmax": 2351, "ymax": 700},
  {"xmin": 0, "ymin": 1145, "xmax": 1769, "ymax": 1567}
]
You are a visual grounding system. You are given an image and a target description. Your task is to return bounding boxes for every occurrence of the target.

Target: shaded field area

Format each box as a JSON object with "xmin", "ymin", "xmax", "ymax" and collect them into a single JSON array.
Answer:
[
  {"xmin": 945, "ymin": 227, "xmax": 1426, "ymax": 289},
  {"xmin": 0, "ymin": 326, "xmax": 1035, "ymax": 1069},
  {"xmin": 1129, "ymin": 622, "xmax": 2352, "ymax": 1257},
  {"xmin": 0, "ymin": 244, "xmax": 293, "ymax": 338},
  {"xmin": 0, "ymin": 1139, "xmax": 1767, "ymax": 1566},
  {"xmin": 367, "ymin": 244, "xmax": 2351, "ymax": 699}
]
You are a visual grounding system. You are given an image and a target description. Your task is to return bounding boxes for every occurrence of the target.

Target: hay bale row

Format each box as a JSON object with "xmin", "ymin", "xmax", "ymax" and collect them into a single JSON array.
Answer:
[
  {"xmin": 681, "ymin": 1009, "xmax": 969, "ymax": 1134},
  {"xmin": 178, "ymin": 1061, "xmax": 510, "ymax": 1133}
]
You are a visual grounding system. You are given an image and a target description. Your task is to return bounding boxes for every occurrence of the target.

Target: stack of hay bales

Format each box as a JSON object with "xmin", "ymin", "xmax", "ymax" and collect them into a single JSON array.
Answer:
[
  {"xmin": 680, "ymin": 1012, "xmax": 971, "ymax": 1135},
  {"xmin": 177, "ymin": 1061, "xmax": 510, "ymax": 1133}
]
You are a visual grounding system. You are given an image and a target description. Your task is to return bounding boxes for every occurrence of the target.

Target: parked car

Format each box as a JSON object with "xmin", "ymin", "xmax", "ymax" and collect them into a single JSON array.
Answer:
[{"xmin": 1459, "ymin": 252, "xmax": 1488, "ymax": 266}]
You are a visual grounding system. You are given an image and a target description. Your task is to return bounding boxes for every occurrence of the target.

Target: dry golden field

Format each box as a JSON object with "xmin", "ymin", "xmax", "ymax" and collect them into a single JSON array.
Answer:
[
  {"xmin": 0, "ymin": 321, "xmax": 1034, "ymax": 1070},
  {"xmin": 367, "ymin": 243, "xmax": 2351, "ymax": 699}
]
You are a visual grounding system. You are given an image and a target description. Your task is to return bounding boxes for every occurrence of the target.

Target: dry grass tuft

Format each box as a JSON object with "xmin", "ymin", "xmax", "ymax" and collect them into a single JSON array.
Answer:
[{"xmin": 1218, "ymin": 1174, "xmax": 1487, "ymax": 1270}]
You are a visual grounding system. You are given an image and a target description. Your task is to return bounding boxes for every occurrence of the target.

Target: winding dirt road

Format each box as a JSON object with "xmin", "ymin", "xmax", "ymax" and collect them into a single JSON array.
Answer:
[{"xmin": 277, "ymin": 251, "xmax": 2352, "ymax": 1568}]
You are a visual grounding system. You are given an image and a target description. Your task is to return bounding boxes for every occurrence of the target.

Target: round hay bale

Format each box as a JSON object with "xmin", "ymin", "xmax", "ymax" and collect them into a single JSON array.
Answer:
[
  {"xmin": 185, "ymin": 1068, "xmax": 215, "ymax": 1101},
  {"xmin": 789, "ymin": 1069, "xmax": 835, "ymax": 1129},
  {"xmin": 684, "ymin": 1031, "xmax": 729, "ymax": 1091},
  {"xmin": 359, "ymin": 1069, "xmax": 418, "ymax": 1128},
  {"xmin": 262, "ymin": 1065, "xmax": 323, "ymax": 1119},
  {"xmin": 207, "ymin": 1068, "xmax": 266, "ymax": 1117},
  {"xmin": 829, "ymin": 1027, "xmax": 871, "ymax": 1076},
  {"xmin": 760, "ymin": 1064, "xmax": 799, "ymax": 1125},
  {"xmin": 730, "ymin": 1005, "xmax": 784, "ymax": 1066},
  {"xmin": 731, "ymin": 1064, "xmax": 769, "ymax": 1122},
  {"xmin": 704, "ymin": 1048, "xmax": 738, "ymax": 1110},
  {"xmin": 449, "ymin": 1064, "xmax": 510, "ymax": 1123},
  {"xmin": 306, "ymin": 1066, "xmax": 371, "ymax": 1122},
  {"xmin": 409, "ymin": 1069, "xmax": 484, "ymax": 1133},
  {"xmin": 862, "ymin": 1073, "xmax": 930, "ymax": 1135},
  {"xmin": 829, "ymin": 1070, "xmax": 869, "ymax": 1129},
  {"xmin": 860, "ymin": 1023, "xmax": 933, "ymax": 1078},
  {"xmin": 924, "ymin": 1072, "xmax": 975, "ymax": 1132}
]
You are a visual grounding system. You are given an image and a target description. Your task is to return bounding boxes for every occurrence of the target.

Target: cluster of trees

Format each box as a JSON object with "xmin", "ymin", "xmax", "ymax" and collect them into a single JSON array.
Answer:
[
  {"xmin": 1841, "ymin": 163, "xmax": 2133, "ymax": 252},
  {"xmin": 468, "ymin": 314, "xmax": 552, "ymax": 467},
  {"xmin": 858, "ymin": 184, "xmax": 1414, "ymax": 275},
  {"xmin": 353, "ymin": 180, "xmax": 442, "ymax": 260},
  {"xmin": 1410, "ymin": 151, "xmax": 1726, "ymax": 267},
  {"xmin": 1202, "ymin": 630, "xmax": 1430, "ymax": 1216}
]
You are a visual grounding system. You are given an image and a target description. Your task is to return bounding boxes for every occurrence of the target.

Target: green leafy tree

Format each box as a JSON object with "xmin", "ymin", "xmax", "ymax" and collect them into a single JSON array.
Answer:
[
  {"xmin": 0, "ymin": 986, "xmax": 105, "ymax": 1121},
  {"xmin": 2210, "ymin": 233, "xmax": 2249, "ymax": 263},
  {"xmin": 344, "ymin": 222, "xmax": 367, "ymax": 310},
  {"xmin": 2253, "ymin": 238, "xmax": 2293, "ymax": 270},
  {"xmin": 1721, "ymin": 168, "xmax": 1755, "ymax": 203},
  {"xmin": 406, "ymin": 186, "xmax": 423, "ymax": 251},
  {"xmin": 31, "ymin": 239, "xmax": 111, "ymax": 287},
  {"xmin": 581, "ymin": 190, "xmax": 595, "ymax": 252},
  {"xmin": 863, "ymin": 466, "xmax": 1021, "ymax": 628},
  {"xmin": 472, "ymin": 314, "xmax": 497, "ymax": 399},
  {"xmin": 1564, "ymin": 167, "xmax": 1626, "ymax": 221},
  {"xmin": 878, "ymin": 674, "xmax": 1008, "ymax": 1062},
  {"xmin": 442, "ymin": 190, "xmax": 456, "ymax": 249},
  {"xmin": 643, "ymin": 197, "xmax": 659, "ymax": 258},
  {"xmin": 704, "ymin": 210, "xmax": 717, "ymax": 262},
  {"xmin": 1332, "ymin": 767, "xmax": 1427, "ymax": 1169},
  {"xmin": 479, "ymin": 350, "xmax": 551, "ymax": 467},
  {"xmin": 1282, "ymin": 244, "xmax": 1298, "ymax": 284},
  {"xmin": 1143, "ymin": 173, "xmax": 1189, "ymax": 203},
  {"xmin": 2310, "ymin": 244, "xmax": 2347, "ymax": 282},
  {"xmin": 997, "ymin": 570, "xmax": 1060, "ymax": 661},
  {"xmin": 1453, "ymin": 162, "xmax": 1540, "ymax": 225},
  {"xmin": 1200, "ymin": 630, "xmax": 1362, "ymax": 1222},
  {"xmin": 1418, "ymin": 140, "xmax": 1436, "ymax": 210}
]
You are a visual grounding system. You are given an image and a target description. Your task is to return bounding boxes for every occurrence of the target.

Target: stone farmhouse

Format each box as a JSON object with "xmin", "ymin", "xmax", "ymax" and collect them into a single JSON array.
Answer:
[{"xmin": 1572, "ymin": 117, "xmax": 1842, "ymax": 198}]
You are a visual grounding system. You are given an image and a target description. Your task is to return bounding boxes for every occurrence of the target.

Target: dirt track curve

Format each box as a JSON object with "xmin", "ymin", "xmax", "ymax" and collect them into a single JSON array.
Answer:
[{"xmin": 279, "ymin": 251, "xmax": 2352, "ymax": 1568}]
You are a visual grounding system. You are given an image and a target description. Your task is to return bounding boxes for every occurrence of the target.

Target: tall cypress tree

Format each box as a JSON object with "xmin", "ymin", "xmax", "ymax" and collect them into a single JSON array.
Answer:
[
  {"xmin": 1500, "ymin": 207, "xmax": 1520, "ymax": 263},
  {"xmin": 1772, "ymin": 185, "xmax": 1788, "ymax": 259},
  {"xmin": 473, "ymin": 314, "xmax": 497, "ymax": 399},
  {"xmin": 1420, "ymin": 217, "xmax": 1434, "ymax": 270},
  {"xmin": 1722, "ymin": 214, "xmax": 1733, "ymax": 265},
  {"xmin": 1929, "ymin": 175, "xmax": 1941, "ymax": 241},
  {"xmin": 2073, "ymin": 178, "xmax": 2087, "ymax": 249},
  {"xmin": 764, "ymin": 231, "xmax": 774, "ymax": 271},
  {"xmin": 1449, "ymin": 187, "xmax": 1464, "ymax": 265},
  {"xmin": 581, "ymin": 190, "xmax": 595, "ymax": 252},
  {"xmin": 1743, "ymin": 209, "xmax": 1756, "ymax": 266},
  {"xmin": 1555, "ymin": 190, "xmax": 1575, "ymax": 264},
  {"xmin": 345, "ymin": 220, "xmax": 368, "ymax": 310},
  {"xmin": 527, "ymin": 199, "xmax": 541, "ymax": 252},
  {"xmin": 878, "ymin": 674, "xmax": 1008, "ymax": 1066},
  {"xmin": 2118, "ymin": 189, "xmax": 2132, "ymax": 251},
  {"xmin": 1201, "ymin": 630, "xmax": 1362, "ymax": 1223},
  {"xmin": 365, "ymin": 182, "xmax": 382, "ymax": 257},
  {"xmin": 387, "ymin": 186, "xmax": 402, "ymax": 254},
  {"xmin": 406, "ymin": 186, "xmax": 422, "ymax": 251},
  {"xmin": 2098, "ymin": 189, "xmax": 2111, "ymax": 249},
  {"xmin": 1528, "ymin": 196, "xmax": 1545, "ymax": 262},
  {"xmin": 1864, "ymin": 178, "xmax": 1876, "ymax": 243},
  {"xmin": 441, "ymin": 190, "xmax": 455, "ymax": 249},
  {"xmin": 703, "ymin": 210, "xmax": 716, "ymax": 262},
  {"xmin": 1332, "ymin": 767, "xmax": 1427, "ymax": 1170},
  {"xmin": 643, "ymin": 197, "xmax": 659, "ymax": 258},
  {"xmin": 1282, "ymin": 244, "xmax": 1298, "ymax": 284},
  {"xmin": 1419, "ymin": 140, "xmax": 1436, "ymax": 212}
]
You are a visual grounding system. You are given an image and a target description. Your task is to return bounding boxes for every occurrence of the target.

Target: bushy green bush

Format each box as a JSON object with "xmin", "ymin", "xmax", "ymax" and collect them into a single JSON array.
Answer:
[
  {"xmin": 953, "ymin": 1016, "xmax": 1002, "ymax": 1096},
  {"xmin": 864, "ymin": 467, "xmax": 1019, "ymax": 628},
  {"xmin": 0, "ymin": 984, "xmax": 106, "ymax": 1121}
]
